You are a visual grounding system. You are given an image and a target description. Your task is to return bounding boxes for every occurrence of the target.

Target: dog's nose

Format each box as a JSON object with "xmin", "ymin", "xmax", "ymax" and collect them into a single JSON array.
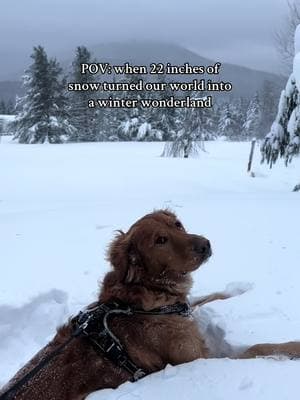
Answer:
[{"xmin": 192, "ymin": 237, "xmax": 211, "ymax": 257}]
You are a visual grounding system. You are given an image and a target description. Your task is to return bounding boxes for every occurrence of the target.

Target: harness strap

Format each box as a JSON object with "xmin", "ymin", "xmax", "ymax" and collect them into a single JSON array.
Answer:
[
  {"xmin": 75, "ymin": 301, "xmax": 191, "ymax": 382},
  {"xmin": 0, "ymin": 301, "xmax": 191, "ymax": 399},
  {"xmin": 134, "ymin": 302, "xmax": 191, "ymax": 317},
  {"xmin": 78, "ymin": 306, "xmax": 147, "ymax": 381},
  {"xmin": 0, "ymin": 330, "xmax": 82, "ymax": 400}
]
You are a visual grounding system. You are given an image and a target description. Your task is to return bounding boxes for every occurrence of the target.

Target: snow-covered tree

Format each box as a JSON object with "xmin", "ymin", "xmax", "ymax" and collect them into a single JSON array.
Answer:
[
  {"xmin": 218, "ymin": 102, "xmax": 240, "ymax": 140},
  {"xmin": 149, "ymin": 76, "xmax": 178, "ymax": 141},
  {"xmin": 261, "ymin": 25, "xmax": 300, "ymax": 189},
  {"xmin": 116, "ymin": 74, "xmax": 143, "ymax": 140},
  {"xmin": 261, "ymin": 75, "xmax": 299, "ymax": 166},
  {"xmin": 0, "ymin": 100, "xmax": 14, "ymax": 115},
  {"xmin": 13, "ymin": 46, "xmax": 74, "ymax": 144},
  {"xmin": 115, "ymin": 74, "xmax": 162, "ymax": 141},
  {"xmin": 242, "ymin": 93, "xmax": 261, "ymax": 140},
  {"xmin": 69, "ymin": 46, "xmax": 99, "ymax": 142},
  {"xmin": 196, "ymin": 101, "xmax": 219, "ymax": 140},
  {"xmin": 7, "ymin": 99, "xmax": 15, "ymax": 115},
  {"xmin": 162, "ymin": 105, "xmax": 205, "ymax": 158},
  {"xmin": 0, "ymin": 100, "xmax": 6, "ymax": 114}
]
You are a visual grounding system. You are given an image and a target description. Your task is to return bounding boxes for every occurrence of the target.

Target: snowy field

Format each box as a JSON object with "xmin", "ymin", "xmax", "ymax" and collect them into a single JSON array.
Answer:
[{"xmin": 0, "ymin": 137, "xmax": 300, "ymax": 399}]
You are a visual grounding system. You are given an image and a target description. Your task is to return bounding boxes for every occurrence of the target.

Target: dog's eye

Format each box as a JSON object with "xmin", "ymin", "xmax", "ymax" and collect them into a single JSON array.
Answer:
[
  {"xmin": 175, "ymin": 221, "xmax": 183, "ymax": 230},
  {"xmin": 156, "ymin": 236, "xmax": 168, "ymax": 245}
]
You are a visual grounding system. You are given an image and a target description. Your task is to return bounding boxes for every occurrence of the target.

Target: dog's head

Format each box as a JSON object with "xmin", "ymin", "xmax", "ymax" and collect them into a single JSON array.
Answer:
[{"xmin": 107, "ymin": 210, "xmax": 211, "ymax": 292}]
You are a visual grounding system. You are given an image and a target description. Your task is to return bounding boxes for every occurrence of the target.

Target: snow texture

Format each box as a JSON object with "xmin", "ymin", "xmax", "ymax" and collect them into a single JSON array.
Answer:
[{"xmin": 0, "ymin": 138, "xmax": 300, "ymax": 399}]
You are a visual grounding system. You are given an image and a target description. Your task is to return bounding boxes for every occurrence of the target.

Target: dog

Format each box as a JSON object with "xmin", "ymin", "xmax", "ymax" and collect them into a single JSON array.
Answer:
[{"xmin": 1, "ymin": 209, "xmax": 300, "ymax": 400}]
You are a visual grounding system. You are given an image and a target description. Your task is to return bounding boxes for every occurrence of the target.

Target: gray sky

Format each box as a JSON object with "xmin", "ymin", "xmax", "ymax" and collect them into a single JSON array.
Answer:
[{"xmin": 0, "ymin": 0, "xmax": 289, "ymax": 80}]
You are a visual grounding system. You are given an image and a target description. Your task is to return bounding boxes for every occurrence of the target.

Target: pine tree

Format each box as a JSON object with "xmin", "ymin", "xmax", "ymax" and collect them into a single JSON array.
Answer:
[
  {"xmin": 242, "ymin": 93, "xmax": 261, "ymax": 140},
  {"xmin": 234, "ymin": 98, "xmax": 248, "ymax": 139},
  {"xmin": 0, "ymin": 100, "xmax": 7, "ymax": 114},
  {"xmin": 162, "ymin": 105, "xmax": 205, "ymax": 158},
  {"xmin": 13, "ymin": 46, "xmax": 74, "ymax": 144},
  {"xmin": 261, "ymin": 75, "xmax": 299, "ymax": 167},
  {"xmin": 261, "ymin": 24, "xmax": 300, "ymax": 190},
  {"xmin": 200, "ymin": 102, "xmax": 219, "ymax": 140},
  {"xmin": 69, "ymin": 46, "xmax": 98, "ymax": 142},
  {"xmin": 6, "ymin": 99, "xmax": 15, "ymax": 115},
  {"xmin": 218, "ymin": 102, "xmax": 240, "ymax": 140},
  {"xmin": 117, "ymin": 74, "xmax": 148, "ymax": 141},
  {"xmin": 150, "ymin": 76, "xmax": 178, "ymax": 141}
]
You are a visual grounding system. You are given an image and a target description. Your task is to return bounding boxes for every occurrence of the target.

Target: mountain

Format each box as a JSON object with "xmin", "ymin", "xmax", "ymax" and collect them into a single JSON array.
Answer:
[
  {"xmin": 89, "ymin": 41, "xmax": 285, "ymax": 98},
  {"xmin": 0, "ymin": 41, "xmax": 286, "ymax": 103}
]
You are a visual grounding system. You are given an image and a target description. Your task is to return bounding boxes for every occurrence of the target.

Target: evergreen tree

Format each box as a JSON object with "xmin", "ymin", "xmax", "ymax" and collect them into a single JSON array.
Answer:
[
  {"xmin": 218, "ymin": 102, "xmax": 240, "ymax": 140},
  {"xmin": 6, "ymin": 99, "xmax": 15, "ymax": 115},
  {"xmin": 261, "ymin": 25, "xmax": 300, "ymax": 190},
  {"xmin": 13, "ymin": 46, "xmax": 74, "ymax": 144},
  {"xmin": 234, "ymin": 97, "xmax": 248, "ymax": 138},
  {"xmin": 242, "ymin": 93, "xmax": 261, "ymax": 140},
  {"xmin": 200, "ymin": 102, "xmax": 219, "ymax": 140},
  {"xmin": 150, "ymin": 76, "xmax": 178, "ymax": 141},
  {"xmin": 117, "ymin": 74, "xmax": 148, "ymax": 141},
  {"xmin": 261, "ymin": 75, "xmax": 299, "ymax": 167},
  {"xmin": 69, "ymin": 46, "xmax": 98, "ymax": 142},
  {"xmin": 0, "ymin": 100, "xmax": 6, "ymax": 114},
  {"xmin": 0, "ymin": 99, "xmax": 15, "ymax": 115},
  {"xmin": 162, "ymin": 105, "xmax": 205, "ymax": 158}
]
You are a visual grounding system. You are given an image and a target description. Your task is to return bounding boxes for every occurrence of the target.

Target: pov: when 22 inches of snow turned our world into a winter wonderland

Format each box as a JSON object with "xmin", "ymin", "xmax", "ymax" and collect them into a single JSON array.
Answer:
[{"xmin": 0, "ymin": 1, "xmax": 300, "ymax": 400}]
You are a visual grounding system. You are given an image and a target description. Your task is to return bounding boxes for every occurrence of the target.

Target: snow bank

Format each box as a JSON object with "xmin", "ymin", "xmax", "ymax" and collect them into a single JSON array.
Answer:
[
  {"xmin": 0, "ymin": 290, "xmax": 69, "ymax": 385},
  {"xmin": 88, "ymin": 358, "xmax": 300, "ymax": 400},
  {"xmin": 0, "ymin": 139, "xmax": 300, "ymax": 398}
]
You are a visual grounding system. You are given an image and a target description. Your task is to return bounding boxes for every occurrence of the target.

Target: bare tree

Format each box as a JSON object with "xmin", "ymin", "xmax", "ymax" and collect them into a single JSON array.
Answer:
[{"xmin": 275, "ymin": 0, "xmax": 300, "ymax": 74}]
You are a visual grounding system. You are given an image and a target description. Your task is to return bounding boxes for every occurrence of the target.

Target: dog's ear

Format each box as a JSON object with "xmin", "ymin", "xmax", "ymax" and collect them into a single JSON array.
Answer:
[{"xmin": 107, "ymin": 230, "xmax": 141, "ymax": 284}]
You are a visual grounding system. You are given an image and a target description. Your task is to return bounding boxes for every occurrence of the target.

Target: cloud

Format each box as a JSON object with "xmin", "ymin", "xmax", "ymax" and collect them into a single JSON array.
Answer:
[{"xmin": 0, "ymin": 0, "xmax": 288, "ymax": 79}]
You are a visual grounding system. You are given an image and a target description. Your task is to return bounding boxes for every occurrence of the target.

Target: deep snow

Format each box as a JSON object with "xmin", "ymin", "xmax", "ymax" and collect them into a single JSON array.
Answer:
[{"xmin": 0, "ymin": 137, "xmax": 299, "ymax": 399}]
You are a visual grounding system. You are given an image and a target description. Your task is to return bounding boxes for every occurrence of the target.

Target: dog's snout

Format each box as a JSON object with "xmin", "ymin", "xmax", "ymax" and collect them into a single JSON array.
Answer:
[{"xmin": 192, "ymin": 237, "xmax": 211, "ymax": 257}]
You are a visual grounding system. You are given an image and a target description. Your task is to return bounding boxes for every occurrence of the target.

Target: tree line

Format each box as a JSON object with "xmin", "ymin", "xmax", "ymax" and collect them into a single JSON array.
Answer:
[
  {"xmin": 0, "ymin": 99, "xmax": 15, "ymax": 115},
  {"xmin": 10, "ymin": 45, "xmax": 279, "ymax": 144}
]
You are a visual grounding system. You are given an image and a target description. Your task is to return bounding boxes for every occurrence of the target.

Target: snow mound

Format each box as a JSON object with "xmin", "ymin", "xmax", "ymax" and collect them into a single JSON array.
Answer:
[
  {"xmin": 0, "ymin": 289, "xmax": 69, "ymax": 385},
  {"xmin": 224, "ymin": 281, "xmax": 253, "ymax": 297},
  {"xmin": 87, "ymin": 358, "xmax": 300, "ymax": 400}
]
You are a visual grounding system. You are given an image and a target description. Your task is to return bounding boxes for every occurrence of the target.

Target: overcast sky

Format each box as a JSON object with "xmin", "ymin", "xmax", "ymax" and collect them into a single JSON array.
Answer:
[{"xmin": 0, "ymin": 0, "xmax": 290, "ymax": 80}]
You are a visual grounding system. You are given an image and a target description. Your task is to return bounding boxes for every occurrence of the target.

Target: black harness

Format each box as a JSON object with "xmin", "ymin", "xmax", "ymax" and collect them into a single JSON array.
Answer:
[
  {"xmin": 73, "ymin": 301, "xmax": 192, "ymax": 380},
  {"xmin": 0, "ymin": 301, "xmax": 191, "ymax": 400}
]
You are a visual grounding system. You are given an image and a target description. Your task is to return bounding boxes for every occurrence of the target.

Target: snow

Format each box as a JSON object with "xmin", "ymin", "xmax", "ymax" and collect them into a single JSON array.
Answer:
[
  {"xmin": 0, "ymin": 115, "xmax": 15, "ymax": 123},
  {"xmin": 293, "ymin": 52, "xmax": 300, "ymax": 92},
  {"xmin": 0, "ymin": 138, "xmax": 300, "ymax": 399},
  {"xmin": 88, "ymin": 360, "xmax": 300, "ymax": 400},
  {"xmin": 295, "ymin": 24, "xmax": 300, "ymax": 55},
  {"xmin": 137, "ymin": 122, "xmax": 151, "ymax": 140}
]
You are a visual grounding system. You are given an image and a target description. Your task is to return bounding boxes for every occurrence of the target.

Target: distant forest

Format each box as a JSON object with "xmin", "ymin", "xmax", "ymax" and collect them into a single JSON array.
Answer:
[{"xmin": 4, "ymin": 46, "xmax": 281, "ymax": 144}]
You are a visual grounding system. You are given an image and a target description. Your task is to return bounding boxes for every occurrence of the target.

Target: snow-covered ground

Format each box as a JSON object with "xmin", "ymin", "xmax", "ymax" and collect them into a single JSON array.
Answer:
[{"xmin": 0, "ymin": 137, "xmax": 299, "ymax": 399}]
